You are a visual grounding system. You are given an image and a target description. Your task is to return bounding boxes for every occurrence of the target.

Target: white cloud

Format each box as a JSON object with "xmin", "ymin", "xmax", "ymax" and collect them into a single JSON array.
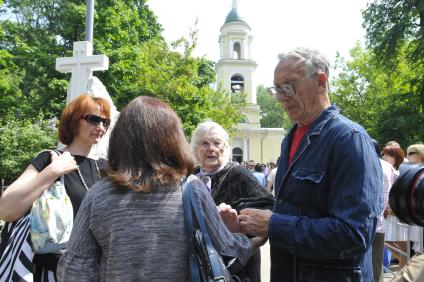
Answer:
[{"xmin": 148, "ymin": 0, "xmax": 369, "ymax": 86}]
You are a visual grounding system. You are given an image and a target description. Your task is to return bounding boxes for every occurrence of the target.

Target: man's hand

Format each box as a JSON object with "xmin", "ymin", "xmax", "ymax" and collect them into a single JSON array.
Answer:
[
  {"xmin": 239, "ymin": 208, "xmax": 272, "ymax": 237},
  {"xmin": 239, "ymin": 209, "xmax": 272, "ymax": 237}
]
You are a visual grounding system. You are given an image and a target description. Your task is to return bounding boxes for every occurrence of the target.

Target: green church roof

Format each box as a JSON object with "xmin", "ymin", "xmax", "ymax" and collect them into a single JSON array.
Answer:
[{"xmin": 224, "ymin": 8, "xmax": 246, "ymax": 24}]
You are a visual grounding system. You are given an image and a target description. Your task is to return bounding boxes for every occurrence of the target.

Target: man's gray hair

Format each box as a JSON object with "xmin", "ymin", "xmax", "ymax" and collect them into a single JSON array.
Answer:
[
  {"xmin": 278, "ymin": 47, "xmax": 330, "ymax": 77},
  {"xmin": 190, "ymin": 120, "xmax": 230, "ymax": 164}
]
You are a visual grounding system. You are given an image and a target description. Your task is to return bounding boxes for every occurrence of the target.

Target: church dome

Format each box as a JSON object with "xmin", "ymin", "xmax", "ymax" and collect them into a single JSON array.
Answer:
[{"xmin": 224, "ymin": 8, "xmax": 246, "ymax": 24}]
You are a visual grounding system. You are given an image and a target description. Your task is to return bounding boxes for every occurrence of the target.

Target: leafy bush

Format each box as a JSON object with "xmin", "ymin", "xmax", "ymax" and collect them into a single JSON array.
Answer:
[{"xmin": 0, "ymin": 114, "xmax": 57, "ymax": 185}]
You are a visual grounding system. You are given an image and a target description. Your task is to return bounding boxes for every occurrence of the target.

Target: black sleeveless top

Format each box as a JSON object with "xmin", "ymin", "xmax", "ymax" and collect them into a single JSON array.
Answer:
[{"xmin": 31, "ymin": 150, "xmax": 105, "ymax": 219}]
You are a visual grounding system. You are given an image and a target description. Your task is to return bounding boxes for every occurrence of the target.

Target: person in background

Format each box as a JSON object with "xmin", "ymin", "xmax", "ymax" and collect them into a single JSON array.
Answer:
[
  {"xmin": 191, "ymin": 120, "xmax": 274, "ymax": 282},
  {"xmin": 371, "ymin": 139, "xmax": 397, "ymax": 282},
  {"xmin": 266, "ymin": 159, "xmax": 279, "ymax": 195},
  {"xmin": 57, "ymin": 96, "xmax": 263, "ymax": 281},
  {"xmin": 386, "ymin": 140, "xmax": 409, "ymax": 162},
  {"xmin": 248, "ymin": 160, "xmax": 256, "ymax": 172},
  {"xmin": 252, "ymin": 163, "xmax": 267, "ymax": 188},
  {"xmin": 406, "ymin": 144, "xmax": 424, "ymax": 163},
  {"xmin": 386, "ymin": 141, "xmax": 401, "ymax": 148},
  {"xmin": 236, "ymin": 47, "xmax": 383, "ymax": 281},
  {"xmin": 262, "ymin": 163, "xmax": 269, "ymax": 178},
  {"xmin": 405, "ymin": 144, "xmax": 424, "ymax": 257},
  {"xmin": 0, "ymin": 94, "xmax": 111, "ymax": 281},
  {"xmin": 381, "ymin": 146, "xmax": 410, "ymax": 269}
]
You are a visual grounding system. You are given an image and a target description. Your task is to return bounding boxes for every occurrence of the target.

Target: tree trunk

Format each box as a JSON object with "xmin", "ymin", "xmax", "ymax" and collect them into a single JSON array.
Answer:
[{"xmin": 416, "ymin": 0, "xmax": 424, "ymax": 108}]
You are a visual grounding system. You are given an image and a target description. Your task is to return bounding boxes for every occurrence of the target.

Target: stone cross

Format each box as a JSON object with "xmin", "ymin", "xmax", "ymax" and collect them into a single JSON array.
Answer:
[{"xmin": 56, "ymin": 41, "xmax": 109, "ymax": 104}]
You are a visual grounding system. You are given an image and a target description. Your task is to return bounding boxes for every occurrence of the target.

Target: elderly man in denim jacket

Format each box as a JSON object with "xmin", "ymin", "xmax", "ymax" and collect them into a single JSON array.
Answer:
[{"xmin": 237, "ymin": 48, "xmax": 383, "ymax": 282}]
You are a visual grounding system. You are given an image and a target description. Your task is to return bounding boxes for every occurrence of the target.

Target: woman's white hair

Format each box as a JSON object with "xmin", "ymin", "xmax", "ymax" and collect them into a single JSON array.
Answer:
[{"xmin": 190, "ymin": 120, "xmax": 230, "ymax": 164}]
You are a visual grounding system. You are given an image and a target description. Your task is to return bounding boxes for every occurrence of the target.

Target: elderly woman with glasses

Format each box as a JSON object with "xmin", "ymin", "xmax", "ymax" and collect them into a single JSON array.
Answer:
[
  {"xmin": 190, "ymin": 120, "xmax": 274, "ymax": 282},
  {"xmin": 0, "ymin": 94, "xmax": 111, "ymax": 281}
]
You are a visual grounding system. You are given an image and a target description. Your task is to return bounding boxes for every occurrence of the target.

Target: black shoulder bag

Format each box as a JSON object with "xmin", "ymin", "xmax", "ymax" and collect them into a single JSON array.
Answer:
[{"xmin": 182, "ymin": 180, "xmax": 234, "ymax": 282}]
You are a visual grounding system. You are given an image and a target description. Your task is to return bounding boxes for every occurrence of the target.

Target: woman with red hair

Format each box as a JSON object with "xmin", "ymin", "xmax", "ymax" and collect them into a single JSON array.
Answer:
[{"xmin": 0, "ymin": 94, "xmax": 111, "ymax": 281}]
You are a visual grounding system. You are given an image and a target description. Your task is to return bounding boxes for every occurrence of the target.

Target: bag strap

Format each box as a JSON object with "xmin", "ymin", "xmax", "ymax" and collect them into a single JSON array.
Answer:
[
  {"xmin": 35, "ymin": 149, "xmax": 64, "ymax": 185},
  {"xmin": 183, "ymin": 179, "xmax": 227, "ymax": 282},
  {"xmin": 182, "ymin": 179, "xmax": 202, "ymax": 282}
]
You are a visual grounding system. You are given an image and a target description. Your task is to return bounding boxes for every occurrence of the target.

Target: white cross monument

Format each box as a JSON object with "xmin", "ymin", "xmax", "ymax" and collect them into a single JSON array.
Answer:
[{"xmin": 56, "ymin": 41, "xmax": 109, "ymax": 105}]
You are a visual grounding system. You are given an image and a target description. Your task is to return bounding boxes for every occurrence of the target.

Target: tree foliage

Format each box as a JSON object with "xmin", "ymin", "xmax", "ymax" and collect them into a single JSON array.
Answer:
[
  {"xmin": 362, "ymin": 0, "xmax": 424, "ymax": 107},
  {"xmin": 0, "ymin": 0, "xmax": 163, "ymax": 119},
  {"xmin": 0, "ymin": 0, "xmax": 243, "ymax": 182},
  {"xmin": 0, "ymin": 114, "xmax": 57, "ymax": 184},
  {"xmin": 256, "ymin": 85, "xmax": 291, "ymax": 129},
  {"xmin": 331, "ymin": 44, "xmax": 424, "ymax": 148}
]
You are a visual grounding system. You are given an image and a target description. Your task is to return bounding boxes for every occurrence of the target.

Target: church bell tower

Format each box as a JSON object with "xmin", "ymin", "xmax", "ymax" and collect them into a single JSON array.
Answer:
[{"xmin": 215, "ymin": 0, "xmax": 261, "ymax": 128}]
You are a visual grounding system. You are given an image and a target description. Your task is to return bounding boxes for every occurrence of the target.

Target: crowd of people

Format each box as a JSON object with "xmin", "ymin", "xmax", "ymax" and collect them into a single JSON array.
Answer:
[{"xmin": 0, "ymin": 47, "xmax": 423, "ymax": 282}]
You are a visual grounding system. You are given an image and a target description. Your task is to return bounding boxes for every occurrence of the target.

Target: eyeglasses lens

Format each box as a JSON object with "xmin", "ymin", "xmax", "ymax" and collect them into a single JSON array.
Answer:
[{"xmin": 267, "ymin": 85, "xmax": 295, "ymax": 97}]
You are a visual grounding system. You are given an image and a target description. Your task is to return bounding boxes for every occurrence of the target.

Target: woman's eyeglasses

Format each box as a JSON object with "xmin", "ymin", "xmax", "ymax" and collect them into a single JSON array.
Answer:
[
  {"xmin": 81, "ymin": 115, "xmax": 111, "ymax": 128},
  {"xmin": 407, "ymin": 152, "xmax": 418, "ymax": 156},
  {"xmin": 198, "ymin": 139, "xmax": 224, "ymax": 150}
]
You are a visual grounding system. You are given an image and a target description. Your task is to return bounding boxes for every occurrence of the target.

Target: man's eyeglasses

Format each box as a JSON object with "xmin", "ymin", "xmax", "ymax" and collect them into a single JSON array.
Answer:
[
  {"xmin": 267, "ymin": 73, "xmax": 316, "ymax": 98},
  {"xmin": 81, "ymin": 114, "xmax": 111, "ymax": 128}
]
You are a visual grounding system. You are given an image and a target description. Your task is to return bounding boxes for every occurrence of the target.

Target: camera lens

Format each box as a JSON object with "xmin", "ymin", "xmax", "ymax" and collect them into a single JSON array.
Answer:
[
  {"xmin": 389, "ymin": 163, "xmax": 424, "ymax": 226},
  {"xmin": 414, "ymin": 175, "xmax": 424, "ymax": 223}
]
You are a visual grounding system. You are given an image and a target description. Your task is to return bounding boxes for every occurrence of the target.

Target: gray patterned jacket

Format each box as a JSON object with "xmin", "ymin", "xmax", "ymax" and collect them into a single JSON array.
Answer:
[{"xmin": 57, "ymin": 175, "xmax": 252, "ymax": 282}]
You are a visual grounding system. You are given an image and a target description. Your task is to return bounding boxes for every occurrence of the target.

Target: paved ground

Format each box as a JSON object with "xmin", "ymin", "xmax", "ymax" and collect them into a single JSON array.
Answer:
[
  {"xmin": 383, "ymin": 264, "xmax": 399, "ymax": 281},
  {"xmin": 260, "ymin": 242, "xmax": 270, "ymax": 281},
  {"xmin": 260, "ymin": 242, "xmax": 399, "ymax": 281}
]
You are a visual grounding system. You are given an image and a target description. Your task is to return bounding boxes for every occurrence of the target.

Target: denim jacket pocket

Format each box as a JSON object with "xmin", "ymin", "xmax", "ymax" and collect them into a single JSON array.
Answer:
[
  {"xmin": 298, "ymin": 263, "xmax": 362, "ymax": 282},
  {"xmin": 293, "ymin": 168, "xmax": 325, "ymax": 184}
]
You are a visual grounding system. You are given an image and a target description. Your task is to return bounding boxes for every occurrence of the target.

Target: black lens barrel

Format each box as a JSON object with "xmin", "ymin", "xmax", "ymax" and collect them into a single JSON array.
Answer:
[{"xmin": 389, "ymin": 163, "xmax": 424, "ymax": 226}]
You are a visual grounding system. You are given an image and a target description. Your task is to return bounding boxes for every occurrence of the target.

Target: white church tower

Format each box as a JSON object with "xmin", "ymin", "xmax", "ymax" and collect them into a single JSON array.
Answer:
[
  {"xmin": 216, "ymin": 0, "xmax": 284, "ymax": 163},
  {"xmin": 215, "ymin": 0, "xmax": 261, "ymax": 128}
]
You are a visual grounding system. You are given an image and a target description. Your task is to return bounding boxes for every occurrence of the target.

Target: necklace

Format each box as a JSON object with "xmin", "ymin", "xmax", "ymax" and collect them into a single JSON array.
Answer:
[{"xmin": 76, "ymin": 161, "xmax": 100, "ymax": 190}]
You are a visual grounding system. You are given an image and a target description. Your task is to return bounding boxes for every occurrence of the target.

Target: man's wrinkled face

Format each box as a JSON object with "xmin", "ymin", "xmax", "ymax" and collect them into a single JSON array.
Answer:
[{"xmin": 273, "ymin": 59, "xmax": 319, "ymax": 125}]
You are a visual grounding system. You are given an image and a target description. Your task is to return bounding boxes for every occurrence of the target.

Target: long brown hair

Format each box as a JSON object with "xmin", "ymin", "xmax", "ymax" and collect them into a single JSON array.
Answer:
[{"xmin": 107, "ymin": 96, "xmax": 194, "ymax": 192}]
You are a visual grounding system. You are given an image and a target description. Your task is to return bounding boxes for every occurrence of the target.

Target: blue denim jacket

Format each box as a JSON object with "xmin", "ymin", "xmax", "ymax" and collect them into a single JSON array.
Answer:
[{"xmin": 270, "ymin": 105, "xmax": 383, "ymax": 282}]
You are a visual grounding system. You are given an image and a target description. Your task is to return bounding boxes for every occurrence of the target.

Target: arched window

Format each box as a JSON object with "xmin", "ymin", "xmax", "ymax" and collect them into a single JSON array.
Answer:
[
  {"xmin": 232, "ymin": 147, "xmax": 243, "ymax": 163},
  {"xmin": 231, "ymin": 74, "xmax": 244, "ymax": 93},
  {"xmin": 233, "ymin": 42, "xmax": 241, "ymax": 59}
]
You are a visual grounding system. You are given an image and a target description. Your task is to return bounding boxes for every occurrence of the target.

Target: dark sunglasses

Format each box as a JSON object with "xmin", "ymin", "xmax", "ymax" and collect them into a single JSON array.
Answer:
[{"xmin": 81, "ymin": 114, "xmax": 111, "ymax": 128}]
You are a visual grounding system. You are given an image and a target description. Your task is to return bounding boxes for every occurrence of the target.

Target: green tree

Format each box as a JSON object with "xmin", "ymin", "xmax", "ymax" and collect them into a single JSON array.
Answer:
[
  {"xmin": 98, "ymin": 27, "xmax": 244, "ymax": 136},
  {"xmin": 0, "ymin": 0, "xmax": 163, "ymax": 119},
  {"xmin": 256, "ymin": 85, "xmax": 291, "ymax": 129},
  {"xmin": 331, "ymin": 44, "xmax": 424, "ymax": 147},
  {"xmin": 362, "ymin": 0, "xmax": 424, "ymax": 107},
  {"xmin": 0, "ymin": 113, "xmax": 56, "ymax": 184},
  {"xmin": 0, "ymin": 0, "xmax": 241, "ymax": 133},
  {"xmin": 0, "ymin": 0, "xmax": 24, "ymax": 118}
]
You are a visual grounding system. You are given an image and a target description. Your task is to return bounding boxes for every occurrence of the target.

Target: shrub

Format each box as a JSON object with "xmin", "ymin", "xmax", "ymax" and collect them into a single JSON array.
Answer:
[{"xmin": 0, "ymin": 114, "xmax": 57, "ymax": 185}]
